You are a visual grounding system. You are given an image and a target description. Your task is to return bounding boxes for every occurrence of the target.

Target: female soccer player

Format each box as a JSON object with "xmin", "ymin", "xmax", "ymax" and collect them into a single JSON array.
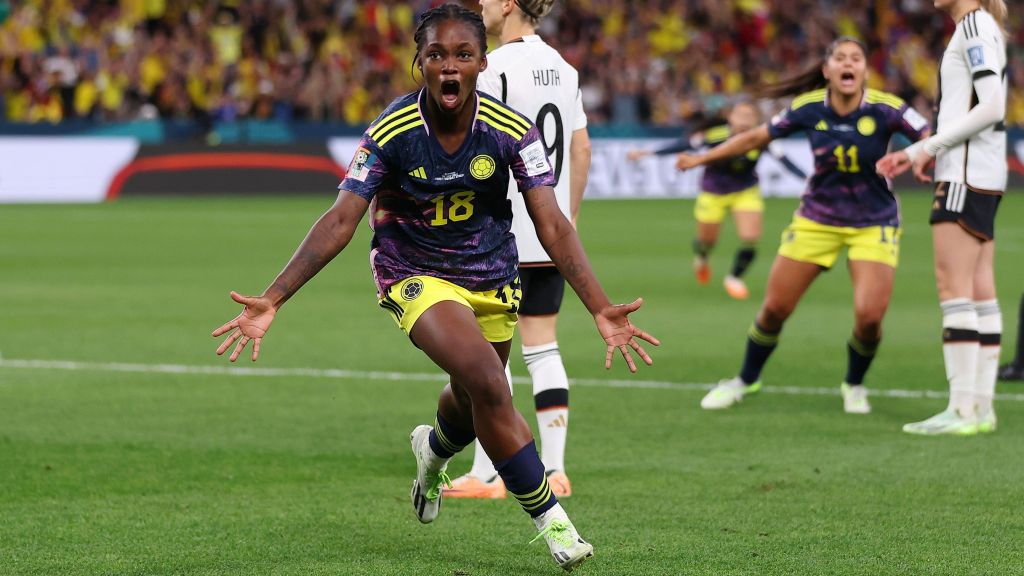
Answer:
[
  {"xmin": 444, "ymin": 0, "xmax": 590, "ymax": 501},
  {"xmin": 211, "ymin": 4, "xmax": 657, "ymax": 571},
  {"xmin": 878, "ymin": 0, "xmax": 1009, "ymax": 435},
  {"xmin": 676, "ymin": 37, "xmax": 929, "ymax": 414},
  {"xmin": 628, "ymin": 102, "xmax": 806, "ymax": 299}
]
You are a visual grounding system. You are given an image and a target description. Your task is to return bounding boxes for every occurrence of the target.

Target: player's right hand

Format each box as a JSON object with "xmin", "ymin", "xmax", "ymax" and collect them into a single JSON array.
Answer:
[
  {"xmin": 212, "ymin": 291, "xmax": 277, "ymax": 362},
  {"xmin": 626, "ymin": 150, "xmax": 648, "ymax": 162},
  {"xmin": 674, "ymin": 153, "xmax": 701, "ymax": 171}
]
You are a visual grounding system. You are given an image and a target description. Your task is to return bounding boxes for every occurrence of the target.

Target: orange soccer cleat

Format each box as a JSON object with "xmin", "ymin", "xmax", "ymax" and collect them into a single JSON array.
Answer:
[
  {"xmin": 693, "ymin": 257, "xmax": 711, "ymax": 285},
  {"xmin": 723, "ymin": 275, "xmax": 749, "ymax": 300},
  {"xmin": 444, "ymin": 473, "xmax": 507, "ymax": 499},
  {"xmin": 546, "ymin": 470, "xmax": 573, "ymax": 498}
]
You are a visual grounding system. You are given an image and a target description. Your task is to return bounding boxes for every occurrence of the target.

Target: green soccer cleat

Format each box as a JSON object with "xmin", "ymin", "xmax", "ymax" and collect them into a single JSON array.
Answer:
[
  {"xmin": 976, "ymin": 410, "xmax": 997, "ymax": 434},
  {"xmin": 841, "ymin": 383, "xmax": 871, "ymax": 414},
  {"xmin": 409, "ymin": 425, "xmax": 451, "ymax": 524},
  {"xmin": 902, "ymin": 409, "xmax": 979, "ymax": 436},
  {"xmin": 531, "ymin": 506, "xmax": 593, "ymax": 572},
  {"xmin": 700, "ymin": 377, "xmax": 762, "ymax": 410}
]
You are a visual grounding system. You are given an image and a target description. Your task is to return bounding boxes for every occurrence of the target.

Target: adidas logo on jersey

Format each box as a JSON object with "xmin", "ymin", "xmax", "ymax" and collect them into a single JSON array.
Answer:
[
  {"xmin": 815, "ymin": 120, "xmax": 829, "ymax": 131},
  {"xmin": 408, "ymin": 167, "xmax": 427, "ymax": 179}
]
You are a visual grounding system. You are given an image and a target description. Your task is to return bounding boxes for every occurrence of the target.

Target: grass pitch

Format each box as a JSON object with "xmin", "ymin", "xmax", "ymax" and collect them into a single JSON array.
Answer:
[{"xmin": 1, "ymin": 192, "xmax": 1023, "ymax": 575}]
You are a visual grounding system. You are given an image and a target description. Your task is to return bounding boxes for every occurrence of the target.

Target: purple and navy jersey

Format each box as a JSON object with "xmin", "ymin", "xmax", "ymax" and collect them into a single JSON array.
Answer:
[
  {"xmin": 769, "ymin": 88, "xmax": 929, "ymax": 227},
  {"xmin": 340, "ymin": 89, "xmax": 555, "ymax": 294},
  {"xmin": 700, "ymin": 125, "xmax": 761, "ymax": 194}
]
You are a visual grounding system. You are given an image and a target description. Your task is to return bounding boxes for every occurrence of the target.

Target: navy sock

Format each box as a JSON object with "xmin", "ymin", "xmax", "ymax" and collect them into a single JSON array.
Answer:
[
  {"xmin": 739, "ymin": 322, "xmax": 780, "ymax": 385},
  {"xmin": 693, "ymin": 238, "xmax": 712, "ymax": 259},
  {"xmin": 845, "ymin": 336, "xmax": 880, "ymax": 385},
  {"xmin": 428, "ymin": 412, "xmax": 475, "ymax": 459},
  {"xmin": 495, "ymin": 441, "xmax": 557, "ymax": 518},
  {"xmin": 1015, "ymin": 292, "xmax": 1024, "ymax": 364},
  {"xmin": 731, "ymin": 244, "xmax": 757, "ymax": 278}
]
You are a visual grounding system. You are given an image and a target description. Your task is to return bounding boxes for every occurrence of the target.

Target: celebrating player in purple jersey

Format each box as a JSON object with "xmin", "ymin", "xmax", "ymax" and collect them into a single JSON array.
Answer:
[
  {"xmin": 676, "ymin": 37, "xmax": 929, "ymax": 414},
  {"xmin": 210, "ymin": 4, "xmax": 657, "ymax": 572}
]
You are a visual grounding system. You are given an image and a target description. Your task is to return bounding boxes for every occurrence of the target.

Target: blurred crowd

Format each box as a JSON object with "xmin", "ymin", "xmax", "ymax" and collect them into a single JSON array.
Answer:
[{"xmin": 0, "ymin": 0, "xmax": 1021, "ymax": 127}]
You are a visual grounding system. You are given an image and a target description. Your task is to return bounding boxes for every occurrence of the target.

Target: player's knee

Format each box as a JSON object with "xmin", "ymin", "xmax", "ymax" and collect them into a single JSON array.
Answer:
[
  {"xmin": 464, "ymin": 368, "xmax": 513, "ymax": 409},
  {"xmin": 854, "ymin": 307, "xmax": 885, "ymax": 338},
  {"xmin": 760, "ymin": 298, "xmax": 795, "ymax": 326}
]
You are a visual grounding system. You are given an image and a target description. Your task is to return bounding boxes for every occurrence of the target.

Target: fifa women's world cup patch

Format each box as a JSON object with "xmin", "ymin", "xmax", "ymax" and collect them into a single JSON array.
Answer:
[
  {"xmin": 348, "ymin": 147, "xmax": 376, "ymax": 182},
  {"xmin": 519, "ymin": 141, "xmax": 552, "ymax": 177}
]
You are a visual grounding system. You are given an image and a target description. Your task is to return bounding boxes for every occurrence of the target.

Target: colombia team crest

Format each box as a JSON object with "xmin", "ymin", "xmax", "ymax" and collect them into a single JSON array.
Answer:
[
  {"xmin": 401, "ymin": 278, "xmax": 424, "ymax": 301},
  {"xmin": 470, "ymin": 155, "xmax": 496, "ymax": 180}
]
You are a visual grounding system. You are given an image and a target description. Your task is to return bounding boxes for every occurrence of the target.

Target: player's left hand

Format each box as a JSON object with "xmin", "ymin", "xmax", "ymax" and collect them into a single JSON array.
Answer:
[
  {"xmin": 875, "ymin": 150, "xmax": 911, "ymax": 178},
  {"xmin": 212, "ymin": 291, "xmax": 277, "ymax": 362},
  {"xmin": 594, "ymin": 298, "xmax": 660, "ymax": 372},
  {"xmin": 911, "ymin": 149, "xmax": 935, "ymax": 183},
  {"xmin": 675, "ymin": 153, "xmax": 702, "ymax": 171}
]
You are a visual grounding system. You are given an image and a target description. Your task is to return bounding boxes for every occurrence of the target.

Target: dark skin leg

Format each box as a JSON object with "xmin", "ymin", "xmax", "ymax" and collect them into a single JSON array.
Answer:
[{"xmin": 410, "ymin": 300, "xmax": 533, "ymax": 461}]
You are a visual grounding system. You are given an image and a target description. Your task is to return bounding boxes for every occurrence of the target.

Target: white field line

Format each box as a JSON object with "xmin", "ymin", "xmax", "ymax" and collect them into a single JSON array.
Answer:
[{"xmin": 3, "ymin": 357, "xmax": 1024, "ymax": 402}]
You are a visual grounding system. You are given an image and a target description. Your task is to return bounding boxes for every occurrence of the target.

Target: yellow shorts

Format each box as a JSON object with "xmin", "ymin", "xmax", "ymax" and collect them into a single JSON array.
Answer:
[
  {"xmin": 694, "ymin": 186, "xmax": 764, "ymax": 224},
  {"xmin": 778, "ymin": 215, "xmax": 900, "ymax": 269},
  {"xmin": 379, "ymin": 275, "xmax": 521, "ymax": 343}
]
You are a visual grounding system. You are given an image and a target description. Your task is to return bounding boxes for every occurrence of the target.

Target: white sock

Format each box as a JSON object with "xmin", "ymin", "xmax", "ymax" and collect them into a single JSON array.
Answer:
[
  {"xmin": 533, "ymin": 502, "xmax": 568, "ymax": 530},
  {"xmin": 524, "ymin": 342, "xmax": 569, "ymax": 473},
  {"xmin": 465, "ymin": 364, "xmax": 513, "ymax": 481},
  {"xmin": 941, "ymin": 298, "xmax": 979, "ymax": 417},
  {"xmin": 975, "ymin": 299, "xmax": 1001, "ymax": 417}
]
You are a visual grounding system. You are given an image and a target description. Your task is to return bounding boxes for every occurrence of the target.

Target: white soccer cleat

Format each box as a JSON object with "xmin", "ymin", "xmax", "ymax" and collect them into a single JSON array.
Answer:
[
  {"xmin": 700, "ymin": 377, "xmax": 761, "ymax": 410},
  {"xmin": 410, "ymin": 425, "xmax": 451, "ymax": 524},
  {"xmin": 723, "ymin": 275, "xmax": 750, "ymax": 300},
  {"xmin": 531, "ymin": 505, "xmax": 593, "ymax": 572},
  {"xmin": 902, "ymin": 409, "xmax": 979, "ymax": 436},
  {"xmin": 976, "ymin": 410, "xmax": 997, "ymax": 434},
  {"xmin": 841, "ymin": 383, "xmax": 871, "ymax": 414}
]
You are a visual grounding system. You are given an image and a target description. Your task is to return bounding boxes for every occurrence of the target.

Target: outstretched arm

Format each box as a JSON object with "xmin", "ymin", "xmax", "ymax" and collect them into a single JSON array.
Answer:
[
  {"xmin": 675, "ymin": 125, "xmax": 771, "ymax": 171},
  {"xmin": 211, "ymin": 191, "xmax": 371, "ymax": 361},
  {"xmin": 523, "ymin": 185, "xmax": 659, "ymax": 371}
]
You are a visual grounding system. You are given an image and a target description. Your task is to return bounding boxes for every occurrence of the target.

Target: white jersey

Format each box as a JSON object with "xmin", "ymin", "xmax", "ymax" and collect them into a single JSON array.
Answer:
[
  {"xmin": 934, "ymin": 9, "xmax": 1008, "ymax": 191},
  {"xmin": 478, "ymin": 35, "xmax": 588, "ymax": 263}
]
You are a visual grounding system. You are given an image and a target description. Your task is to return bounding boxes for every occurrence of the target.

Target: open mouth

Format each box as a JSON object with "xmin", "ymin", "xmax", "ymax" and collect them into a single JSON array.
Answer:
[
  {"xmin": 440, "ymin": 80, "xmax": 461, "ymax": 107},
  {"xmin": 839, "ymin": 71, "xmax": 856, "ymax": 89}
]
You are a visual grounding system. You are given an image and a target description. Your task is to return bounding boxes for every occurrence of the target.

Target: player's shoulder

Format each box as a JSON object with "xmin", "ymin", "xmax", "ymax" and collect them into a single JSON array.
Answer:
[
  {"xmin": 789, "ymin": 88, "xmax": 828, "ymax": 111},
  {"xmin": 864, "ymin": 89, "xmax": 905, "ymax": 111},
  {"xmin": 703, "ymin": 124, "xmax": 732, "ymax": 144},
  {"xmin": 366, "ymin": 92, "xmax": 423, "ymax": 147},
  {"xmin": 488, "ymin": 36, "xmax": 578, "ymax": 75},
  {"xmin": 962, "ymin": 9, "xmax": 1002, "ymax": 40},
  {"xmin": 477, "ymin": 91, "xmax": 533, "ymax": 141}
]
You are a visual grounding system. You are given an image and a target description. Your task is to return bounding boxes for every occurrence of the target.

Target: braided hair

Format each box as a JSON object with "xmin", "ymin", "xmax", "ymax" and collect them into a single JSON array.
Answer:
[
  {"xmin": 514, "ymin": 0, "xmax": 557, "ymax": 25},
  {"xmin": 410, "ymin": 3, "xmax": 488, "ymax": 79}
]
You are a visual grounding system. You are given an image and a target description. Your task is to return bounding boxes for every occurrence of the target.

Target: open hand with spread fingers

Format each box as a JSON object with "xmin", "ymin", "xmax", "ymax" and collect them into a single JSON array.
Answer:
[
  {"xmin": 212, "ymin": 291, "xmax": 277, "ymax": 362},
  {"xmin": 594, "ymin": 298, "xmax": 660, "ymax": 372}
]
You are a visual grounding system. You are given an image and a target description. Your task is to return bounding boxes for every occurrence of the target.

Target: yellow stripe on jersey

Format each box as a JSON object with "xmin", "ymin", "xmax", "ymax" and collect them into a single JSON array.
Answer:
[
  {"xmin": 368, "ymin": 103, "xmax": 419, "ymax": 141},
  {"xmin": 478, "ymin": 99, "xmax": 531, "ymax": 132},
  {"xmin": 478, "ymin": 107, "xmax": 528, "ymax": 140},
  {"xmin": 376, "ymin": 120, "xmax": 424, "ymax": 146},
  {"xmin": 865, "ymin": 89, "xmax": 905, "ymax": 109},
  {"xmin": 704, "ymin": 125, "xmax": 731, "ymax": 144},
  {"xmin": 791, "ymin": 89, "xmax": 827, "ymax": 110}
]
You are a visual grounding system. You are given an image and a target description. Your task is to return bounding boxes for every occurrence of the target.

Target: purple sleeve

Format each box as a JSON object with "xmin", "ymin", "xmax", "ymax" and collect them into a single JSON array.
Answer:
[
  {"xmin": 338, "ymin": 134, "xmax": 388, "ymax": 201},
  {"xmin": 767, "ymin": 106, "xmax": 806, "ymax": 139},
  {"xmin": 510, "ymin": 126, "xmax": 557, "ymax": 193},
  {"xmin": 891, "ymin": 103, "xmax": 930, "ymax": 142}
]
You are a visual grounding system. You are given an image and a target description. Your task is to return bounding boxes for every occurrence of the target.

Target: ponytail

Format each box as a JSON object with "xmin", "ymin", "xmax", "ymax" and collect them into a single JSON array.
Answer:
[
  {"xmin": 755, "ymin": 36, "xmax": 867, "ymax": 100},
  {"xmin": 980, "ymin": 0, "xmax": 1008, "ymax": 36}
]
